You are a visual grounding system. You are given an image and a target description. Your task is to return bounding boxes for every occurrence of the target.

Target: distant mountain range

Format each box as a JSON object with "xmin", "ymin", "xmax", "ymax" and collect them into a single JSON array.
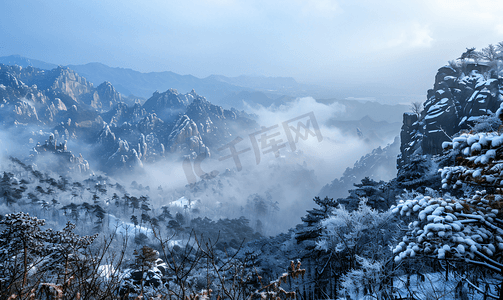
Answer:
[
  {"xmin": 0, "ymin": 55, "xmax": 332, "ymax": 109},
  {"xmin": 320, "ymin": 98, "xmax": 408, "ymax": 123},
  {"xmin": 0, "ymin": 55, "xmax": 410, "ymax": 120},
  {"xmin": 0, "ymin": 55, "xmax": 59, "ymax": 70}
]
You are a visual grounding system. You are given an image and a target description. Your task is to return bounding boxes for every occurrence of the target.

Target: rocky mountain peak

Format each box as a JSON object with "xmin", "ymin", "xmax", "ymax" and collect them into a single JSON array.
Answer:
[
  {"xmin": 48, "ymin": 66, "xmax": 94, "ymax": 100},
  {"xmin": 31, "ymin": 134, "xmax": 90, "ymax": 174},
  {"xmin": 96, "ymin": 81, "xmax": 122, "ymax": 110},
  {"xmin": 142, "ymin": 88, "xmax": 190, "ymax": 118}
]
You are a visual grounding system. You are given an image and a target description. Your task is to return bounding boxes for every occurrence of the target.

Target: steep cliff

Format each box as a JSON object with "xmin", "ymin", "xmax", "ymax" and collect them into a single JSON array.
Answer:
[{"xmin": 399, "ymin": 56, "xmax": 503, "ymax": 169}]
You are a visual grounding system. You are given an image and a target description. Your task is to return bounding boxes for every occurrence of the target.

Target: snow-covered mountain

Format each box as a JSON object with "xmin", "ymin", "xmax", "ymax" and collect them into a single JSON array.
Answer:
[
  {"xmin": 0, "ymin": 63, "xmax": 258, "ymax": 174},
  {"xmin": 4, "ymin": 44, "xmax": 503, "ymax": 300}
]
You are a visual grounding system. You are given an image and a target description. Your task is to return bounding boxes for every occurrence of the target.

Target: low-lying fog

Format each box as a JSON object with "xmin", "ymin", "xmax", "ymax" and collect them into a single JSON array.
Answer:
[{"xmin": 0, "ymin": 97, "xmax": 399, "ymax": 235}]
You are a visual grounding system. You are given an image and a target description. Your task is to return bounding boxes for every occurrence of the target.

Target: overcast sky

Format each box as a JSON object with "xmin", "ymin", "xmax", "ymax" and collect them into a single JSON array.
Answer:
[{"xmin": 2, "ymin": 0, "xmax": 503, "ymax": 103}]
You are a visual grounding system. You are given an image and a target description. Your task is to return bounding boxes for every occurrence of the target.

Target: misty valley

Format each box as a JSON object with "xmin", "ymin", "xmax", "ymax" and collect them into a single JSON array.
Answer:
[{"xmin": 2, "ymin": 44, "xmax": 503, "ymax": 300}]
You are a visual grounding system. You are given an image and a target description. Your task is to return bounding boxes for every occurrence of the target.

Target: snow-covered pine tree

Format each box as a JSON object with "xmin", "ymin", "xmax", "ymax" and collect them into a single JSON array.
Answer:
[
  {"xmin": 337, "ymin": 177, "xmax": 393, "ymax": 212},
  {"xmin": 393, "ymin": 106, "xmax": 503, "ymax": 299},
  {"xmin": 295, "ymin": 196, "xmax": 338, "ymax": 248},
  {"xmin": 396, "ymin": 154, "xmax": 440, "ymax": 192},
  {"xmin": 120, "ymin": 245, "xmax": 165, "ymax": 298},
  {"xmin": 311, "ymin": 199, "xmax": 398, "ymax": 299},
  {"xmin": 0, "ymin": 213, "xmax": 97, "ymax": 299}
]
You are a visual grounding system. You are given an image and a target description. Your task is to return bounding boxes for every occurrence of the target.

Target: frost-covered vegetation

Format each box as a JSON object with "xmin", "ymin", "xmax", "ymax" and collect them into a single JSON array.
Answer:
[{"xmin": 5, "ymin": 43, "xmax": 503, "ymax": 299}]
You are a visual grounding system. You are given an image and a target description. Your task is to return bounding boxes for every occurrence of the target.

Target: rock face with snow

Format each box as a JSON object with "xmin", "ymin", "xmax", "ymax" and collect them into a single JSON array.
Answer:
[
  {"xmin": 184, "ymin": 96, "xmax": 252, "ymax": 149},
  {"xmin": 0, "ymin": 64, "xmax": 124, "ymax": 126},
  {"xmin": 104, "ymin": 102, "xmax": 147, "ymax": 126},
  {"xmin": 391, "ymin": 52, "xmax": 503, "ymax": 283},
  {"xmin": 167, "ymin": 115, "xmax": 209, "ymax": 156},
  {"xmin": 105, "ymin": 139, "xmax": 143, "ymax": 172},
  {"xmin": 48, "ymin": 66, "xmax": 94, "ymax": 104},
  {"xmin": 95, "ymin": 81, "xmax": 122, "ymax": 111},
  {"xmin": 97, "ymin": 90, "xmax": 255, "ymax": 171},
  {"xmin": 0, "ymin": 62, "xmax": 258, "ymax": 174},
  {"xmin": 399, "ymin": 60, "xmax": 503, "ymax": 168},
  {"xmin": 142, "ymin": 88, "xmax": 191, "ymax": 119}
]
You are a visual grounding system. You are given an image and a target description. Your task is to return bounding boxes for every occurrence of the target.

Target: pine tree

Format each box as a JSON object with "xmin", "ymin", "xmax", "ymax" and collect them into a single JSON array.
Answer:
[
  {"xmin": 394, "ymin": 129, "xmax": 503, "ymax": 299},
  {"xmin": 122, "ymin": 193, "xmax": 131, "ymax": 213},
  {"xmin": 175, "ymin": 212, "xmax": 185, "ymax": 226},
  {"xmin": 295, "ymin": 196, "xmax": 338, "ymax": 246},
  {"xmin": 0, "ymin": 212, "xmax": 46, "ymax": 291},
  {"xmin": 131, "ymin": 215, "xmax": 138, "ymax": 227},
  {"xmin": 396, "ymin": 155, "xmax": 440, "ymax": 192},
  {"xmin": 158, "ymin": 206, "xmax": 172, "ymax": 222},
  {"xmin": 81, "ymin": 202, "xmax": 94, "ymax": 222},
  {"xmin": 122, "ymin": 246, "xmax": 162, "ymax": 296},
  {"xmin": 1, "ymin": 172, "xmax": 16, "ymax": 206},
  {"xmin": 0, "ymin": 213, "xmax": 97, "ymax": 298},
  {"xmin": 130, "ymin": 196, "xmax": 140, "ymax": 213},
  {"xmin": 92, "ymin": 194, "xmax": 100, "ymax": 204},
  {"xmin": 337, "ymin": 177, "xmax": 392, "ymax": 212},
  {"xmin": 50, "ymin": 198, "xmax": 60, "ymax": 218},
  {"xmin": 61, "ymin": 203, "xmax": 79, "ymax": 222},
  {"xmin": 93, "ymin": 204, "xmax": 106, "ymax": 227},
  {"xmin": 112, "ymin": 193, "xmax": 120, "ymax": 207},
  {"xmin": 57, "ymin": 175, "xmax": 69, "ymax": 191}
]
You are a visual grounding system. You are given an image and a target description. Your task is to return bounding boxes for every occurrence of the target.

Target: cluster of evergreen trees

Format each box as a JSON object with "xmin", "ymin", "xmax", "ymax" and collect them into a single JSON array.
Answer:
[{"xmin": 5, "ymin": 136, "xmax": 503, "ymax": 299}]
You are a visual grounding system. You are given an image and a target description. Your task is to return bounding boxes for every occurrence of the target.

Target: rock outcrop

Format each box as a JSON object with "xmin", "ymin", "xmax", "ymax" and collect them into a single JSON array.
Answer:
[
  {"xmin": 31, "ymin": 134, "xmax": 90, "ymax": 174},
  {"xmin": 399, "ymin": 59, "xmax": 503, "ymax": 168},
  {"xmin": 142, "ymin": 89, "xmax": 191, "ymax": 121},
  {"xmin": 95, "ymin": 81, "xmax": 122, "ymax": 111},
  {"xmin": 167, "ymin": 115, "xmax": 209, "ymax": 157},
  {"xmin": 105, "ymin": 139, "xmax": 143, "ymax": 172}
]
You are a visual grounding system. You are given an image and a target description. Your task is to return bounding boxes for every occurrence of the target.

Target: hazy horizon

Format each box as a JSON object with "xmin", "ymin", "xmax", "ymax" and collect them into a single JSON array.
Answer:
[{"xmin": 2, "ymin": 0, "xmax": 503, "ymax": 104}]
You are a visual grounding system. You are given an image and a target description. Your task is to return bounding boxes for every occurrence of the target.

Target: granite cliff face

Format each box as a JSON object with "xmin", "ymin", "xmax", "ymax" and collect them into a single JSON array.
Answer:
[
  {"xmin": 399, "ymin": 58, "xmax": 503, "ymax": 168},
  {"xmin": 95, "ymin": 81, "xmax": 123, "ymax": 111},
  {"xmin": 143, "ymin": 89, "xmax": 192, "ymax": 114}
]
